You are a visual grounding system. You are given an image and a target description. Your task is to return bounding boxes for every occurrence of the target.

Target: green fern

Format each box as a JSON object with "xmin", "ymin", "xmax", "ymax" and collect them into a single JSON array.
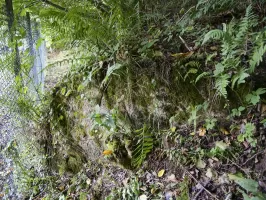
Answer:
[
  {"xmin": 249, "ymin": 42, "xmax": 266, "ymax": 72},
  {"xmin": 132, "ymin": 124, "xmax": 153, "ymax": 167},
  {"xmin": 202, "ymin": 29, "xmax": 224, "ymax": 45},
  {"xmin": 195, "ymin": 72, "xmax": 211, "ymax": 83},
  {"xmin": 231, "ymin": 68, "xmax": 250, "ymax": 89},
  {"xmin": 215, "ymin": 74, "xmax": 230, "ymax": 97}
]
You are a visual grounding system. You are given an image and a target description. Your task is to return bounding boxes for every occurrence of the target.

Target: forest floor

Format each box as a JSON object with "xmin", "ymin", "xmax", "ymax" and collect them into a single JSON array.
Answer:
[{"xmin": 42, "ymin": 52, "xmax": 266, "ymax": 200}]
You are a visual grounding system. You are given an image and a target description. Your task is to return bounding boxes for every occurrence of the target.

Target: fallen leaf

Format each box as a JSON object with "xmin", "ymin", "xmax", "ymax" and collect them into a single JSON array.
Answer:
[
  {"xmin": 165, "ymin": 191, "xmax": 174, "ymax": 200},
  {"xmin": 139, "ymin": 194, "xmax": 147, "ymax": 200},
  {"xmin": 171, "ymin": 51, "xmax": 194, "ymax": 58},
  {"xmin": 158, "ymin": 169, "xmax": 165, "ymax": 177},
  {"xmin": 210, "ymin": 46, "xmax": 218, "ymax": 51},
  {"xmin": 215, "ymin": 141, "xmax": 229, "ymax": 151},
  {"xmin": 122, "ymin": 178, "xmax": 129, "ymax": 186},
  {"xmin": 58, "ymin": 184, "xmax": 65, "ymax": 191},
  {"xmin": 86, "ymin": 178, "xmax": 91, "ymax": 185},
  {"xmin": 196, "ymin": 159, "xmax": 206, "ymax": 169},
  {"xmin": 103, "ymin": 150, "xmax": 113, "ymax": 155},
  {"xmin": 190, "ymin": 132, "xmax": 196, "ymax": 136},
  {"xmin": 218, "ymin": 174, "xmax": 230, "ymax": 184},
  {"xmin": 220, "ymin": 127, "xmax": 229, "ymax": 135},
  {"xmin": 151, "ymin": 188, "xmax": 156, "ymax": 194},
  {"xmin": 166, "ymin": 174, "xmax": 178, "ymax": 182},
  {"xmin": 171, "ymin": 126, "xmax": 176, "ymax": 132},
  {"xmin": 198, "ymin": 127, "xmax": 206, "ymax": 136},
  {"xmin": 261, "ymin": 104, "xmax": 266, "ymax": 113},
  {"xmin": 206, "ymin": 168, "xmax": 217, "ymax": 179}
]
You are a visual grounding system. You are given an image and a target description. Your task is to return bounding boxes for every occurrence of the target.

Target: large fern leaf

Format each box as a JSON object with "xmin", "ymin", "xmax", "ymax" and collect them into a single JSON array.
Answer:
[{"xmin": 132, "ymin": 125, "xmax": 153, "ymax": 167}]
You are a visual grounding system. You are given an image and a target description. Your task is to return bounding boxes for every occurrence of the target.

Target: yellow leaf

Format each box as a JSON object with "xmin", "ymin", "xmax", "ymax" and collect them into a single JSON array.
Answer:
[
  {"xmin": 151, "ymin": 188, "xmax": 156, "ymax": 194},
  {"xmin": 220, "ymin": 128, "xmax": 229, "ymax": 135},
  {"xmin": 171, "ymin": 126, "xmax": 176, "ymax": 132},
  {"xmin": 171, "ymin": 51, "xmax": 194, "ymax": 58},
  {"xmin": 103, "ymin": 150, "xmax": 113, "ymax": 155},
  {"xmin": 158, "ymin": 169, "xmax": 165, "ymax": 177},
  {"xmin": 190, "ymin": 132, "xmax": 196, "ymax": 136},
  {"xmin": 210, "ymin": 46, "xmax": 218, "ymax": 51},
  {"xmin": 198, "ymin": 127, "xmax": 206, "ymax": 136}
]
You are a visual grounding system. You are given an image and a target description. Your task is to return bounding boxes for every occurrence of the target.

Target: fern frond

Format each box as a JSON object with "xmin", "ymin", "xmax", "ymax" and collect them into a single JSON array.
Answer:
[
  {"xmin": 235, "ymin": 5, "xmax": 258, "ymax": 45},
  {"xmin": 101, "ymin": 63, "xmax": 123, "ymax": 87},
  {"xmin": 132, "ymin": 125, "xmax": 153, "ymax": 167},
  {"xmin": 231, "ymin": 68, "xmax": 250, "ymax": 89},
  {"xmin": 215, "ymin": 74, "xmax": 230, "ymax": 97},
  {"xmin": 195, "ymin": 72, "xmax": 211, "ymax": 83},
  {"xmin": 184, "ymin": 68, "xmax": 198, "ymax": 81},
  {"xmin": 202, "ymin": 29, "xmax": 224, "ymax": 45},
  {"xmin": 249, "ymin": 44, "xmax": 266, "ymax": 73}
]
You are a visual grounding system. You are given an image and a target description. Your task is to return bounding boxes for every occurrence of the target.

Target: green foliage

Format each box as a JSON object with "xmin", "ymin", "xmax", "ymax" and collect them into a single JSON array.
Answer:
[
  {"xmin": 229, "ymin": 174, "xmax": 266, "ymax": 200},
  {"xmin": 205, "ymin": 118, "xmax": 217, "ymax": 130},
  {"xmin": 188, "ymin": 102, "xmax": 208, "ymax": 133},
  {"xmin": 202, "ymin": 5, "xmax": 266, "ymax": 98},
  {"xmin": 237, "ymin": 122, "xmax": 256, "ymax": 147},
  {"xmin": 106, "ymin": 177, "xmax": 141, "ymax": 200},
  {"xmin": 132, "ymin": 125, "xmax": 153, "ymax": 167},
  {"xmin": 231, "ymin": 106, "xmax": 245, "ymax": 117},
  {"xmin": 245, "ymin": 88, "xmax": 266, "ymax": 105}
]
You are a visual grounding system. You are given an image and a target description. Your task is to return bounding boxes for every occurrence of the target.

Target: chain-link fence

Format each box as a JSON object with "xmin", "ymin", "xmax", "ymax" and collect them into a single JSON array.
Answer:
[
  {"xmin": 0, "ymin": 14, "xmax": 46, "ymax": 198},
  {"xmin": 0, "ymin": 57, "xmax": 21, "ymax": 199}
]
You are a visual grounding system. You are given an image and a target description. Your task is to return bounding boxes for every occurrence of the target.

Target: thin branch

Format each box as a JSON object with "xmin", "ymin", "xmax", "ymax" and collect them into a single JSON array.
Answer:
[
  {"xmin": 179, "ymin": 36, "xmax": 192, "ymax": 52},
  {"xmin": 185, "ymin": 170, "xmax": 219, "ymax": 200}
]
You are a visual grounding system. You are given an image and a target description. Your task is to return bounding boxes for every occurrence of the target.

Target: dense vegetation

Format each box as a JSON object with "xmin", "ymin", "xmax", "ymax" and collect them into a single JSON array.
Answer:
[{"xmin": 1, "ymin": 0, "xmax": 266, "ymax": 199}]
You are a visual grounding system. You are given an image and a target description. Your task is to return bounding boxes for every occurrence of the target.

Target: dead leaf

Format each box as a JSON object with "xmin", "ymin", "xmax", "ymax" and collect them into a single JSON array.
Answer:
[
  {"xmin": 166, "ymin": 174, "xmax": 178, "ymax": 182},
  {"xmin": 158, "ymin": 169, "xmax": 165, "ymax": 177},
  {"xmin": 139, "ymin": 194, "xmax": 148, "ymax": 200},
  {"xmin": 171, "ymin": 126, "xmax": 176, "ymax": 132},
  {"xmin": 165, "ymin": 191, "xmax": 174, "ymax": 200},
  {"xmin": 122, "ymin": 178, "xmax": 129, "ymax": 186},
  {"xmin": 215, "ymin": 141, "xmax": 229, "ymax": 151},
  {"xmin": 58, "ymin": 184, "xmax": 65, "ymax": 191},
  {"xmin": 218, "ymin": 174, "xmax": 230, "ymax": 184},
  {"xmin": 190, "ymin": 132, "xmax": 196, "ymax": 136},
  {"xmin": 171, "ymin": 51, "xmax": 194, "ymax": 59},
  {"xmin": 261, "ymin": 104, "xmax": 266, "ymax": 113},
  {"xmin": 196, "ymin": 159, "xmax": 206, "ymax": 169},
  {"xmin": 151, "ymin": 188, "xmax": 156, "ymax": 194},
  {"xmin": 86, "ymin": 178, "xmax": 91, "ymax": 185},
  {"xmin": 206, "ymin": 168, "xmax": 217, "ymax": 179},
  {"xmin": 220, "ymin": 127, "xmax": 229, "ymax": 135},
  {"xmin": 210, "ymin": 46, "xmax": 218, "ymax": 51},
  {"xmin": 103, "ymin": 150, "xmax": 113, "ymax": 155},
  {"xmin": 198, "ymin": 127, "xmax": 206, "ymax": 136}
]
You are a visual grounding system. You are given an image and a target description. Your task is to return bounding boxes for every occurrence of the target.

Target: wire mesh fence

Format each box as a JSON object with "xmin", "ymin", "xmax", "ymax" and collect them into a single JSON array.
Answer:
[{"xmin": 0, "ymin": 56, "xmax": 21, "ymax": 199}]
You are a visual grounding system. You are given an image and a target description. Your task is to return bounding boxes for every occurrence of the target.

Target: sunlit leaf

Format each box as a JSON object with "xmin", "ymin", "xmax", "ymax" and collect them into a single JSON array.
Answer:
[
  {"xmin": 103, "ymin": 150, "xmax": 113, "ymax": 155},
  {"xmin": 158, "ymin": 169, "xmax": 165, "ymax": 177}
]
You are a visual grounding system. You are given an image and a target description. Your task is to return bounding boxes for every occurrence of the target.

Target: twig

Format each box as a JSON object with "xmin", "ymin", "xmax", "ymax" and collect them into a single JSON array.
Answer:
[
  {"xmin": 192, "ymin": 180, "xmax": 210, "ymax": 200},
  {"xmin": 185, "ymin": 170, "xmax": 219, "ymax": 200},
  {"xmin": 241, "ymin": 150, "xmax": 264, "ymax": 166},
  {"xmin": 179, "ymin": 36, "xmax": 192, "ymax": 52}
]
